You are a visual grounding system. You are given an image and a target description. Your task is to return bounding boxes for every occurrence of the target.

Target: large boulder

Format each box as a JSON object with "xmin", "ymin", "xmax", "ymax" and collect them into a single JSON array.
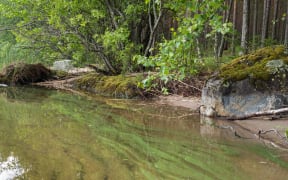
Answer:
[
  {"xmin": 52, "ymin": 60, "xmax": 73, "ymax": 72},
  {"xmin": 200, "ymin": 46, "xmax": 288, "ymax": 117}
]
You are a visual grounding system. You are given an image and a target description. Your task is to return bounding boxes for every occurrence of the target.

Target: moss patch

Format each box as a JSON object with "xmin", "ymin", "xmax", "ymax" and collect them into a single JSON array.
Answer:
[
  {"xmin": 220, "ymin": 46, "xmax": 288, "ymax": 82},
  {"xmin": 75, "ymin": 73, "xmax": 143, "ymax": 98}
]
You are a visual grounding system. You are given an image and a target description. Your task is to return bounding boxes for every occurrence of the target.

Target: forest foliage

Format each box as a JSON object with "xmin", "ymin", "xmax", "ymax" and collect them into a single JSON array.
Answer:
[{"xmin": 0, "ymin": 0, "xmax": 287, "ymax": 89}]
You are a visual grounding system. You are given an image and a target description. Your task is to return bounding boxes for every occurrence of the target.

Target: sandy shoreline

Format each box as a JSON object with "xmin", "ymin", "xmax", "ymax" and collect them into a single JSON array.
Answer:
[{"xmin": 156, "ymin": 95, "xmax": 288, "ymax": 149}]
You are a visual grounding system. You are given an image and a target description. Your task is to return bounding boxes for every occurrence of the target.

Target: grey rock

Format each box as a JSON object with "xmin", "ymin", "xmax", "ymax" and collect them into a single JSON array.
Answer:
[
  {"xmin": 52, "ymin": 60, "xmax": 73, "ymax": 72},
  {"xmin": 200, "ymin": 76, "xmax": 288, "ymax": 117}
]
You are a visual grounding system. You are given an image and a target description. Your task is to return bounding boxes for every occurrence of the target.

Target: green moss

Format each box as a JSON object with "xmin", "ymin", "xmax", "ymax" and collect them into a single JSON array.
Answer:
[
  {"xmin": 76, "ymin": 73, "xmax": 143, "ymax": 98},
  {"xmin": 220, "ymin": 46, "xmax": 287, "ymax": 82}
]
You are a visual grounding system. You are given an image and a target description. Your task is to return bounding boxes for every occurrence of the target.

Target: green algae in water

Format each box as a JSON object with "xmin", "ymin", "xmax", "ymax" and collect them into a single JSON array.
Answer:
[{"xmin": 0, "ymin": 87, "xmax": 288, "ymax": 179}]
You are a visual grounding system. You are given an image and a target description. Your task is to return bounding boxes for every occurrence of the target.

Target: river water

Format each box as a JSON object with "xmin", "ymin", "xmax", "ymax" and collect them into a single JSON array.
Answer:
[{"xmin": 0, "ymin": 87, "xmax": 287, "ymax": 179}]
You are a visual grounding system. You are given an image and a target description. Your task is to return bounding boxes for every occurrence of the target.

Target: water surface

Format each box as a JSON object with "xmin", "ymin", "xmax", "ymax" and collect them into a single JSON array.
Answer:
[{"xmin": 0, "ymin": 87, "xmax": 287, "ymax": 179}]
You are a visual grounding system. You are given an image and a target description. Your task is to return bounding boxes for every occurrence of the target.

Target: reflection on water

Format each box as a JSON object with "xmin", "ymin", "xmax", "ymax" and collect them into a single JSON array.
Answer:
[
  {"xmin": 0, "ymin": 87, "xmax": 287, "ymax": 179},
  {"xmin": 0, "ymin": 153, "xmax": 26, "ymax": 179}
]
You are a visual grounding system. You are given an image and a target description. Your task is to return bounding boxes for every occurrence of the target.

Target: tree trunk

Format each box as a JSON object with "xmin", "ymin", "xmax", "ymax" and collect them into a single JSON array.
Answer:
[
  {"xmin": 284, "ymin": 2, "xmax": 288, "ymax": 54},
  {"xmin": 261, "ymin": 0, "xmax": 271, "ymax": 47},
  {"xmin": 271, "ymin": 0, "xmax": 279, "ymax": 40},
  {"xmin": 240, "ymin": 0, "xmax": 249, "ymax": 55},
  {"xmin": 194, "ymin": 37, "xmax": 202, "ymax": 60},
  {"xmin": 252, "ymin": 0, "xmax": 258, "ymax": 50},
  {"xmin": 144, "ymin": 0, "xmax": 162, "ymax": 57},
  {"xmin": 214, "ymin": 33, "xmax": 219, "ymax": 63},
  {"xmin": 218, "ymin": 0, "xmax": 233, "ymax": 57},
  {"xmin": 231, "ymin": 0, "xmax": 237, "ymax": 56}
]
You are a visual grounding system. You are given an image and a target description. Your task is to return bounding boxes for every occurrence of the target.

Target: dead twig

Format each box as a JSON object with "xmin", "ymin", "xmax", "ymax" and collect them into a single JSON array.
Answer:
[{"xmin": 176, "ymin": 79, "xmax": 202, "ymax": 92}]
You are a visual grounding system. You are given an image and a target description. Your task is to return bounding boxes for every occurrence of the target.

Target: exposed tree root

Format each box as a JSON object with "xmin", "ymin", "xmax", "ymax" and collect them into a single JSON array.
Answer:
[{"xmin": 1, "ymin": 63, "xmax": 52, "ymax": 85}]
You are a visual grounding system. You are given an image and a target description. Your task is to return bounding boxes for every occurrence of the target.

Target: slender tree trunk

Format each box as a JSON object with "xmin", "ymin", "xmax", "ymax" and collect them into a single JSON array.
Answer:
[
  {"xmin": 214, "ymin": 33, "xmax": 219, "ymax": 64},
  {"xmin": 195, "ymin": 0, "xmax": 202, "ymax": 60},
  {"xmin": 284, "ymin": 2, "xmax": 288, "ymax": 54},
  {"xmin": 241, "ymin": 0, "xmax": 249, "ymax": 55},
  {"xmin": 218, "ymin": 0, "xmax": 233, "ymax": 57},
  {"xmin": 196, "ymin": 38, "xmax": 202, "ymax": 59},
  {"xmin": 231, "ymin": 0, "xmax": 237, "ymax": 56},
  {"xmin": 144, "ymin": 0, "xmax": 162, "ymax": 57},
  {"xmin": 252, "ymin": 0, "xmax": 258, "ymax": 50},
  {"xmin": 261, "ymin": 0, "xmax": 271, "ymax": 47},
  {"xmin": 105, "ymin": 0, "xmax": 125, "ymax": 51},
  {"xmin": 272, "ymin": 0, "xmax": 279, "ymax": 41}
]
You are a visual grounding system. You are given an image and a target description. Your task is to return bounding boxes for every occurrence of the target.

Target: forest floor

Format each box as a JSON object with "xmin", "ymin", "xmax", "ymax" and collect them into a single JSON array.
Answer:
[{"xmin": 34, "ymin": 68, "xmax": 288, "ymax": 150}]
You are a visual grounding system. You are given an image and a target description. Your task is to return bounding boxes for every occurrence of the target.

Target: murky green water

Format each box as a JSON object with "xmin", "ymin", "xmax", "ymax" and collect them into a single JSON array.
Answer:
[{"xmin": 0, "ymin": 87, "xmax": 288, "ymax": 180}]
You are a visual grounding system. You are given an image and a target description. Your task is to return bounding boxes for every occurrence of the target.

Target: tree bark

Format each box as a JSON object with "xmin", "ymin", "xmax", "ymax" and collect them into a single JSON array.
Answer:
[
  {"xmin": 285, "ymin": 2, "xmax": 288, "ymax": 54},
  {"xmin": 271, "ymin": 0, "xmax": 279, "ymax": 40},
  {"xmin": 261, "ymin": 0, "xmax": 271, "ymax": 47},
  {"xmin": 240, "ymin": 0, "xmax": 249, "ymax": 55},
  {"xmin": 252, "ymin": 0, "xmax": 258, "ymax": 50},
  {"xmin": 196, "ymin": 38, "xmax": 202, "ymax": 60},
  {"xmin": 231, "ymin": 0, "xmax": 237, "ymax": 56},
  {"xmin": 214, "ymin": 33, "xmax": 219, "ymax": 63}
]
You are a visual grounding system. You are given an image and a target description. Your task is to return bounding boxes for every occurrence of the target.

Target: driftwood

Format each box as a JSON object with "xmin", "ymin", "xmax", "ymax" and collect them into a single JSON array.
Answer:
[
  {"xmin": 227, "ymin": 107, "xmax": 288, "ymax": 120},
  {"xmin": 87, "ymin": 64, "xmax": 111, "ymax": 75}
]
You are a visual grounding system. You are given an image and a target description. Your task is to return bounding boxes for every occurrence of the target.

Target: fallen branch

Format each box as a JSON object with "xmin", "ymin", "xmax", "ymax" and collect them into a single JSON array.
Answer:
[
  {"xmin": 176, "ymin": 80, "xmax": 202, "ymax": 92},
  {"xmin": 87, "ymin": 64, "xmax": 111, "ymax": 75},
  {"xmin": 227, "ymin": 107, "xmax": 288, "ymax": 120}
]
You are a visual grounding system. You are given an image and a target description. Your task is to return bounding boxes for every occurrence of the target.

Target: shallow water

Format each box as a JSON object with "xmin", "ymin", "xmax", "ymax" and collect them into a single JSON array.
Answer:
[{"xmin": 0, "ymin": 87, "xmax": 287, "ymax": 180}]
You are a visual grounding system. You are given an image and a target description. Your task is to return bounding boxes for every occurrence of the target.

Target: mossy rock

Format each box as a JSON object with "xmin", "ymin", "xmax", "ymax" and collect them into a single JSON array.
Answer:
[
  {"xmin": 220, "ymin": 45, "xmax": 288, "ymax": 82},
  {"xmin": 75, "ymin": 73, "xmax": 143, "ymax": 98},
  {"xmin": 201, "ymin": 46, "xmax": 288, "ymax": 117}
]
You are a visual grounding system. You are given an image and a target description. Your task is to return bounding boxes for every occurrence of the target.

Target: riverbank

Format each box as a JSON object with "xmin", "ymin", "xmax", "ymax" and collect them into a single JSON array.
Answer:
[{"xmin": 32, "ymin": 70, "xmax": 288, "ymax": 150}]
